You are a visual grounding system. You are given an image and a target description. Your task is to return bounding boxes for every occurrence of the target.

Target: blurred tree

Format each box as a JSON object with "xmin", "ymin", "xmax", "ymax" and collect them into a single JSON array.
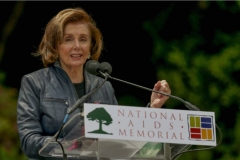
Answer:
[
  {"xmin": 143, "ymin": 1, "xmax": 240, "ymax": 160},
  {"xmin": 0, "ymin": 1, "xmax": 27, "ymax": 160}
]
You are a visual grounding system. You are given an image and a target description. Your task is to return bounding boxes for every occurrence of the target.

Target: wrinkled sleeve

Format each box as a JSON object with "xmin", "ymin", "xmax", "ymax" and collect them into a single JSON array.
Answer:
[
  {"xmin": 17, "ymin": 75, "xmax": 51, "ymax": 158},
  {"xmin": 105, "ymin": 81, "xmax": 118, "ymax": 105}
]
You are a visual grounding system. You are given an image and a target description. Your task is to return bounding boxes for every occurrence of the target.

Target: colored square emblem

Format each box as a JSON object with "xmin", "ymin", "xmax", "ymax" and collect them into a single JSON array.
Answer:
[{"xmin": 188, "ymin": 115, "xmax": 214, "ymax": 141}]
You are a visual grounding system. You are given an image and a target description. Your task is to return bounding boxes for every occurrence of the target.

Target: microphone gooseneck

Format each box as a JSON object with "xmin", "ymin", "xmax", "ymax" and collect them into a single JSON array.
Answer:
[
  {"xmin": 66, "ymin": 95, "xmax": 89, "ymax": 115},
  {"xmin": 87, "ymin": 60, "xmax": 200, "ymax": 111},
  {"xmin": 103, "ymin": 71, "xmax": 200, "ymax": 111}
]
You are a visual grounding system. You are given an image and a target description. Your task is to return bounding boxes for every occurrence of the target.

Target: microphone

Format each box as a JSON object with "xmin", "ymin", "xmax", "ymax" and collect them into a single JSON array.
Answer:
[
  {"xmin": 84, "ymin": 59, "xmax": 101, "ymax": 75},
  {"xmin": 87, "ymin": 60, "xmax": 200, "ymax": 111},
  {"xmin": 99, "ymin": 62, "xmax": 112, "ymax": 74}
]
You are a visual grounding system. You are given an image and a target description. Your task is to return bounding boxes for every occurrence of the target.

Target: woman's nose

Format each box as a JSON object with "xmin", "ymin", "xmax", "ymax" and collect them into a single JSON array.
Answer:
[{"xmin": 73, "ymin": 40, "xmax": 81, "ymax": 50}]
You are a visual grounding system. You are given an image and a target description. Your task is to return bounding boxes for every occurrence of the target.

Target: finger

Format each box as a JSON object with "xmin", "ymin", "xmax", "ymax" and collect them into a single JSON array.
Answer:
[
  {"xmin": 153, "ymin": 81, "xmax": 161, "ymax": 89},
  {"xmin": 153, "ymin": 82, "xmax": 161, "ymax": 93},
  {"xmin": 158, "ymin": 84, "xmax": 168, "ymax": 92},
  {"xmin": 160, "ymin": 80, "xmax": 169, "ymax": 88},
  {"xmin": 162, "ymin": 85, "xmax": 168, "ymax": 92},
  {"xmin": 160, "ymin": 80, "xmax": 171, "ymax": 92}
]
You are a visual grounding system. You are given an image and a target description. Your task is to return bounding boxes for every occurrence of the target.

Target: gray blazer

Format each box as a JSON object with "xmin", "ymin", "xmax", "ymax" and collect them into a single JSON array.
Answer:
[{"xmin": 17, "ymin": 61, "xmax": 118, "ymax": 159}]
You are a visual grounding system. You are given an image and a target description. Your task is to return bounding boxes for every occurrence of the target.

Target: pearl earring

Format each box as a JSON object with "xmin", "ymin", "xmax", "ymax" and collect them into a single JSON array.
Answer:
[{"xmin": 88, "ymin": 54, "xmax": 91, "ymax": 59}]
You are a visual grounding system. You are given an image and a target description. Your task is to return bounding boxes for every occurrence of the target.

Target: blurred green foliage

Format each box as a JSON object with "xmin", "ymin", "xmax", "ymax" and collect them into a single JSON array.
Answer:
[
  {"xmin": 141, "ymin": 1, "xmax": 240, "ymax": 160},
  {"xmin": 0, "ymin": 1, "xmax": 28, "ymax": 160},
  {"xmin": 0, "ymin": 73, "xmax": 27, "ymax": 160}
]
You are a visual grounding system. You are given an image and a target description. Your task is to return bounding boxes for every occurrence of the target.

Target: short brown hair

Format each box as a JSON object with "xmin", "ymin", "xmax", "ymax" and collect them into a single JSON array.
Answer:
[{"xmin": 33, "ymin": 7, "xmax": 103, "ymax": 67}]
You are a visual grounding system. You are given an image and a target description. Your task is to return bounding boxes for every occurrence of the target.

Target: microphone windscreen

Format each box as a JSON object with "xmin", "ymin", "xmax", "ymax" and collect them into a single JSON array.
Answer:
[
  {"xmin": 100, "ymin": 62, "xmax": 112, "ymax": 74},
  {"xmin": 85, "ymin": 60, "xmax": 100, "ymax": 75}
]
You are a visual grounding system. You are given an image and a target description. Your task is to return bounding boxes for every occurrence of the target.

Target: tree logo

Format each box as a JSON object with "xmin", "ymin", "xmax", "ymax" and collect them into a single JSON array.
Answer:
[{"xmin": 86, "ymin": 107, "xmax": 113, "ymax": 135}]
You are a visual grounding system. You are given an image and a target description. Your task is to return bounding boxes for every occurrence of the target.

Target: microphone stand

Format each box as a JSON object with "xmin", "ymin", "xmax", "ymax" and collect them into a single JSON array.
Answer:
[{"xmin": 99, "ymin": 71, "xmax": 200, "ymax": 111}]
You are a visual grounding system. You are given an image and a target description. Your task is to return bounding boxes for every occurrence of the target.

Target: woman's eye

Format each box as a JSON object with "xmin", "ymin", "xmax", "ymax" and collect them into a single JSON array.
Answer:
[
  {"xmin": 80, "ymin": 38, "xmax": 87, "ymax": 41},
  {"xmin": 65, "ymin": 38, "xmax": 72, "ymax": 41}
]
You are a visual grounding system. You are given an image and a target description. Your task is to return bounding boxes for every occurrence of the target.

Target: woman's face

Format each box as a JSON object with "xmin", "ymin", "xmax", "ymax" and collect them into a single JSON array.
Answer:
[{"xmin": 57, "ymin": 21, "xmax": 91, "ymax": 70}]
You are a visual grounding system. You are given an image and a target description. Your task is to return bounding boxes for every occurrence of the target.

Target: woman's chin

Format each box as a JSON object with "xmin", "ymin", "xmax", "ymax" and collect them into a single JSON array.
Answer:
[
  {"xmin": 65, "ymin": 62, "xmax": 84, "ymax": 69},
  {"xmin": 70, "ymin": 60, "xmax": 86, "ymax": 66}
]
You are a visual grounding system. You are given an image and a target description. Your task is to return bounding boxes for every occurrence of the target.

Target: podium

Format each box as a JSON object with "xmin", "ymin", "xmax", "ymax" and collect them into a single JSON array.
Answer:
[{"xmin": 39, "ymin": 103, "xmax": 216, "ymax": 160}]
